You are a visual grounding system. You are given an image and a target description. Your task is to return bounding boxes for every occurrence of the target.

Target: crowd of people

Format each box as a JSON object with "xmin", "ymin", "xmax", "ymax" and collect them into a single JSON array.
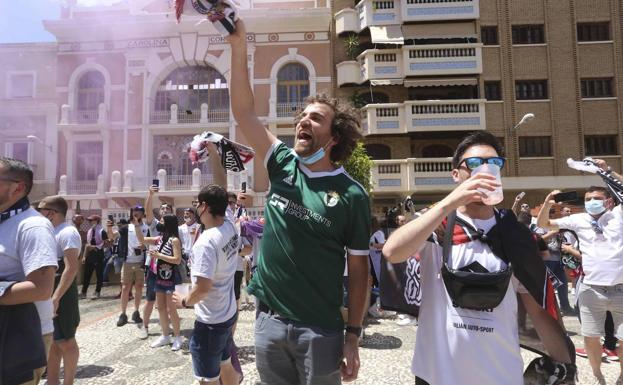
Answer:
[{"xmin": 4, "ymin": 18, "xmax": 623, "ymax": 385}]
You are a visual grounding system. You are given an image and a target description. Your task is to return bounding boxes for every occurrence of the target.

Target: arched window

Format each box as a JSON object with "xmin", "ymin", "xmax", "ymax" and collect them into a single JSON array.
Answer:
[
  {"xmin": 276, "ymin": 63, "xmax": 309, "ymax": 117},
  {"xmin": 156, "ymin": 152, "xmax": 174, "ymax": 176},
  {"xmin": 76, "ymin": 71, "xmax": 105, "ymax": 123},
  {"xmin": 364, "ymin": 143, "xmax": 391, "ymax": 160},
  {"xmin": 153, "ymin": 66, "xmax": 229, "ymax": 123},
  {"xmin": 421, "ymin": 144, "xmax": 453, "ymax": 158}
]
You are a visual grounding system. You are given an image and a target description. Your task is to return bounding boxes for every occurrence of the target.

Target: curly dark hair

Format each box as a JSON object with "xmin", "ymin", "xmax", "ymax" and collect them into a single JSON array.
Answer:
[{"xmin": 293, "ymin": 94, "xmax": 363, "ymax": 163}]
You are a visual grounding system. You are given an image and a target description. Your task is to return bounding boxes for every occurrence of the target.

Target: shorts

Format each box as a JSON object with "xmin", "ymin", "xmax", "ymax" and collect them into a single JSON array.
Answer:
[
  {"xmin": 53, "ymin": 281, "xmax": 80, "ymax": 341},
  {"xmin": 121, "ymin": 262, "xmax": 145, "ymax": 285},
  {"xmin": 190, "ymin": 314, "xmax": 237, "ymax": 382},
  {"xmin": 234, "ymin": 271, "xmax": 244, "ymax": 300},
  {"xmin": 578, "ymin": 281, "xmax": 623, "ymax": 339},
  {"xmin": 19, "ymin": 333, "xmax": 53, "ymax": 385},
  {"xmin": 145, "ymin": 271, "xmax": 157, "ymax": 302},
  {"xmin": 154, "ymin": 281, "xmax": 176, "ymax": 294}
]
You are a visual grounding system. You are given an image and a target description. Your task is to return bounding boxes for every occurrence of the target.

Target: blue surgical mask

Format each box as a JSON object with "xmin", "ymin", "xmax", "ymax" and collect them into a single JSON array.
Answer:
[
  {"xmin": 293, "ymin": 140, "xmax": 332, "ymax": 165},
  {"xmin": 585, "ymin": 199, "xmax": 606, "ymax": 215}
]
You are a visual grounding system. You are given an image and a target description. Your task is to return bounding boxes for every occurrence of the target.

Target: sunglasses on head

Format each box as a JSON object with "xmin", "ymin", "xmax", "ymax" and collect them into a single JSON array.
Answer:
[{"xmin": 459, "ymin": 156, "xmax": 506, "ymax": 171}]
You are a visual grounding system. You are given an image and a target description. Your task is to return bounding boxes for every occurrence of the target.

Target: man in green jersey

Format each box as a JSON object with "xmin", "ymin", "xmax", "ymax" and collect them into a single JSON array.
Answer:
[{"xmin": 227, "ymin": 20, "xmax": 371, "ymax": 385}]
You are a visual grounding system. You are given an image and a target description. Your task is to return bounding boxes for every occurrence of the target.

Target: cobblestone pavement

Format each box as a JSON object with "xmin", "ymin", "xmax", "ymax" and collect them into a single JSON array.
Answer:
[{"xmin": 55, "ymin": 286, "xmax": 621, "ymax": 384}]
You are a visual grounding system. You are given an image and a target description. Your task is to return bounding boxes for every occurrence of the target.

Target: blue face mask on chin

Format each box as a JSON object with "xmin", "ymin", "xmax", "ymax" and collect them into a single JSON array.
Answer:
[
  {"xmin": 293, "ymin": 140, "xmax": 332, "ymax": 165},
  {"xmin": 585, "ymin": 199, "xmax": 606, "ymax": 215}
]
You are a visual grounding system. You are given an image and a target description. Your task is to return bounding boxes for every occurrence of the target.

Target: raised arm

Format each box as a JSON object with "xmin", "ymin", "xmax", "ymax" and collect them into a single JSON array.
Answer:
[
  {"xmin": 227, "ymin": 19, "xmax": 277, "ymax": 164},
  {"xmin": 537, "ymin": 190, "xmax": 560, "ymax": 230},
  {"xmin": 145, "ymin": 186, "xmax": 157, "ymax": 224}
]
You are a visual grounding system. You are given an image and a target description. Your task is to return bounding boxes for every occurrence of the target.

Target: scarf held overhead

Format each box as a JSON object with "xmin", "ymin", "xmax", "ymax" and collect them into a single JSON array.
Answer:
[
  {"xmin": 173, "ymin": 0, "xmax": 238, "ymax": 36},
  {"xmin": 188, "ymin": 131, "xmax": 255, "ymax": 173}
]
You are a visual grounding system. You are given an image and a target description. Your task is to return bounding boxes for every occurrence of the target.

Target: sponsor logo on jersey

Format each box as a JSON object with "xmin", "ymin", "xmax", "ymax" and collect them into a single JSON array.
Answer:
[
  {"xmin": 268, "ymin": 193, "xmax": 332, "ymax": 227},
  {"xmin": 269, "ymin": 193, "xmax": 289, "ymax": 211}
]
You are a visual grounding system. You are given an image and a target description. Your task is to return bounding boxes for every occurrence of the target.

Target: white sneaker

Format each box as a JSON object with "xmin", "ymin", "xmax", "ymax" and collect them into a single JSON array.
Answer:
[
  {"xmin": 150, "ymin": 335, "xmax": 171, "ymax": 348},
  {"xmin": 396, "ymin": 316, "xmax": 417, "ymax": 326},
  {"xmin": 138, "ymin": 325, "xmax": 149, "ymax": 340},
  {"xmin": 171, "ymin": 336, "xmax": 184, "ymax": 351},
  {"xmin": 368, "ymin": 304, "xmax": 383, "ymax": 318}
]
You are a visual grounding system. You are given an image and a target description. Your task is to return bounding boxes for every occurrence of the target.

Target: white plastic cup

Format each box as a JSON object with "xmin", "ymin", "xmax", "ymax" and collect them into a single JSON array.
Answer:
[
  {"xmin": 472, "ymin": 163, "xmax": 504, "ymax": 206},
  {"xmin": 175, "ymin": 284, "xmax": 190, "ymax": 297}
]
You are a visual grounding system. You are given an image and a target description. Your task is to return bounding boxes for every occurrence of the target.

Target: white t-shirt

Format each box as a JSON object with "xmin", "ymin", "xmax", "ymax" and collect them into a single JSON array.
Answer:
[
  {"xmin": 127, "ymin": 223, "xmax": 149, "ymax": 264},
  {"xmin": 0, "ymin": 208, "xmax": 58, "ymax": 335},
  {"xmin": 412, "ymin": 212, "xmax": 523, "ymax": 385},
  {"xmin": 191, "ymin": 219, "xmax": 240, "ymax": 324},
  {"xmin": 369, "ymin": 229, "xmax": 385, "ymax": 281},
  {"xmin": 555, "ymin": 205, "xmax": 623, "ymax": 285},
  {"xmin": 55, "ymin": 222, "xmax": 82, "ymax": 266},
  {"xmin": 179, "ymin": 222, "xmax": 201, "ymax": 257}
]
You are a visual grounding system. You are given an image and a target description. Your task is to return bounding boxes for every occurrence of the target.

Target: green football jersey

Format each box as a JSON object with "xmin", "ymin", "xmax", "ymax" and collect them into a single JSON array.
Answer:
[{"xmin": 247, "ymin": 142, "xmax": 371, "ymax": 331}]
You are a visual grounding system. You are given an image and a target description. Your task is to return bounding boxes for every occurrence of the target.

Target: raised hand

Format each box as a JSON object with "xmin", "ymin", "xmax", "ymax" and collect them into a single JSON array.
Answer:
[
  {"xmin": 225, "ymin": 19, "xmax": 246, "ymax": 47},
  {"xmin": 442, "ymin": 172, "xmax": 500, "ymax": 210}
]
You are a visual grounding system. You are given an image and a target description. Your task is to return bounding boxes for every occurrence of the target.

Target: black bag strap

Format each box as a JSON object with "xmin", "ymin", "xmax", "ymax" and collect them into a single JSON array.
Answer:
[
  {"xmin": 442, "ymin": 210, "xmax": 507, "ymax": 268},
  {"xmin": 442, "ymin": 210, "xmax": 457, "ymax": 267}
]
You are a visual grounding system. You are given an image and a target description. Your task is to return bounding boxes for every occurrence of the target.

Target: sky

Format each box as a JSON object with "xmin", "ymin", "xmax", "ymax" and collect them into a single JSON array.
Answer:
[{"xmin": 0, "ymin": 0, "xmax": 124, "ymax": 44}]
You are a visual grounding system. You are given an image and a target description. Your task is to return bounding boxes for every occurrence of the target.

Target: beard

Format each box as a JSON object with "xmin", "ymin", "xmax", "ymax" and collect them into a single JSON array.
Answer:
[{"xmin": 293, "ymin": 136, "xmax": 321, "ymax": 157}]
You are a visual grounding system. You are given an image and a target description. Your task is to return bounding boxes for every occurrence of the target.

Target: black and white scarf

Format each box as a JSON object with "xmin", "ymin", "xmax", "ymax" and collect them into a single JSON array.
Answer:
[
  {"xmin": 0, "ymin": 197, "xmax": 30, "ymax": 224},
  {"xmin": 188, "ymin": 131, "xmax": 255, "ymax": 173}
]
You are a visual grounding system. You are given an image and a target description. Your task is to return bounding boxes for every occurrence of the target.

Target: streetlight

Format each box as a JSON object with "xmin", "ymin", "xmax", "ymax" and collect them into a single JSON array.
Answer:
[
  {"xmin": 26, "ymin": 135, "xmax": 53, "ymax": 152},
  {"xmin": 512, "ymin": 113, "xmax": 535, "ymax": 130}
]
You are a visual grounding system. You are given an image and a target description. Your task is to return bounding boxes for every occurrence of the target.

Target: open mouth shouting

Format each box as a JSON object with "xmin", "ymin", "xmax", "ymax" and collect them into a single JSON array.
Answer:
[{"xmin": 296, "ymin": 130, "xmax": 313, "ymax": 147}]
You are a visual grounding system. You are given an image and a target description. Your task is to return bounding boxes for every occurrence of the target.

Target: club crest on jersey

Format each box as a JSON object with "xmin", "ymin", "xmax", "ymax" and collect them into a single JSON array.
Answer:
[{"xmin": 324, "ymin": 191, "xmax": 339, "ymax": 207}]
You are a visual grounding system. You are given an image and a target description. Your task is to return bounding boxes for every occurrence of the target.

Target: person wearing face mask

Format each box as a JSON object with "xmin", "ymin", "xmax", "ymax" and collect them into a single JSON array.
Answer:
[
  {"xmin": 538, "ymin": 170, "xmax": 623, "ymax": 384},
  {"xmin": 228, "ymin": 19, "xmax": 371, "ymax": 385}
]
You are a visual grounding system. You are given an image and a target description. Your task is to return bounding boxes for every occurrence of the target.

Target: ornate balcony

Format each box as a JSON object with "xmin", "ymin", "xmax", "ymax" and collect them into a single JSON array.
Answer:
[
  {"xmin": 357, "ymin": 44, "xmax": 482, "ymax": 82},
  {"xmin": 362, "ymin": 99, "xmax": 486, "ymax": 135},
  {"xmin": 338, "ymin": 44, "xmax": 482, "ymax": 85},
  {"xmin": 335, "ymin": 0, "xmax": 480, "ymax": 34},
  {"xmin": 372, "ymin": 158, "xmax": 455, "ymax": 194},
  {"xmin": 59, "ymin": 103, "xmax": 108, "ymax": 125},
  {"xmin": 149, "ymin": 103, "xmax": 230, "ymax": 124},
  {"xmin": 402, "ymin": 0, "xmax": 479, "ymax": 22}
]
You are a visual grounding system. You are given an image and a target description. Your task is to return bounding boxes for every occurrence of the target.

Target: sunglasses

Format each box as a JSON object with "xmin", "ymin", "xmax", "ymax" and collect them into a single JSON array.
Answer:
[{"xmin": 459, "ymin": 156, "xmax": 506, "ymax": 171}]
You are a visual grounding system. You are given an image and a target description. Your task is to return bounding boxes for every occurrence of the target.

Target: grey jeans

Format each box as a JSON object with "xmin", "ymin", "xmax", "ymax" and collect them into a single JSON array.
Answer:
[{"xmin": 254, "ymin": 311, "xmax": 344, "ymax": 385}]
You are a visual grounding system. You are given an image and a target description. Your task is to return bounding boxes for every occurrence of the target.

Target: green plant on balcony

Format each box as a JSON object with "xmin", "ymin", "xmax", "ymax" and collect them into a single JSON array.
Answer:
[
  {"xmin": 349, "ymin": 93, "xmax": 367, "ymax": 109},
  {"xmin": 340, "ymin": 141, "xmax": 373, "ymax": 194},
  {"xmin": 344, "ymin": 34, "xmax": 361, "ymax": 60}
]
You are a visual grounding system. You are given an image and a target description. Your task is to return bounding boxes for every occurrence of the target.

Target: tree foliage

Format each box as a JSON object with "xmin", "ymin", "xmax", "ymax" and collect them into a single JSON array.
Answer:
[{"xmin": 341, "ymin": 141, "xmax": 373, "ymax": 194}]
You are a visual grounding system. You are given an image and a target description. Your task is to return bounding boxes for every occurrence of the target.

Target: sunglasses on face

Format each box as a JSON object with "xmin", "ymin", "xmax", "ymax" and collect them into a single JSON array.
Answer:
[{"xmin": 459, "ymin": 156, "xmax": 506, "ymax": 171}]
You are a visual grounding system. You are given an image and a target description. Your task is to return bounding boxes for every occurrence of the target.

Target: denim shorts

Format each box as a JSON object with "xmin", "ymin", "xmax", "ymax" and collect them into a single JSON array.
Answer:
[{"xmin": 190, "ymin": 314, "xmax": 237, "ymax": 382}]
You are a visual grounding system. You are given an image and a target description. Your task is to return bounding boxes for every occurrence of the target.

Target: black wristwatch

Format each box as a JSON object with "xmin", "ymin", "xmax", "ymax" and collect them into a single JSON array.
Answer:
[{"xmin": 345, "ymin": 325, "xmax": 362, "ymax": 338}]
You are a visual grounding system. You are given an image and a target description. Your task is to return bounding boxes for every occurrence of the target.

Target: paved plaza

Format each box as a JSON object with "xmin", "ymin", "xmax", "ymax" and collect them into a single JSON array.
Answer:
[{"xmin": 55, "ymin": 285, "xmax": 621, "ymax": 385}]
